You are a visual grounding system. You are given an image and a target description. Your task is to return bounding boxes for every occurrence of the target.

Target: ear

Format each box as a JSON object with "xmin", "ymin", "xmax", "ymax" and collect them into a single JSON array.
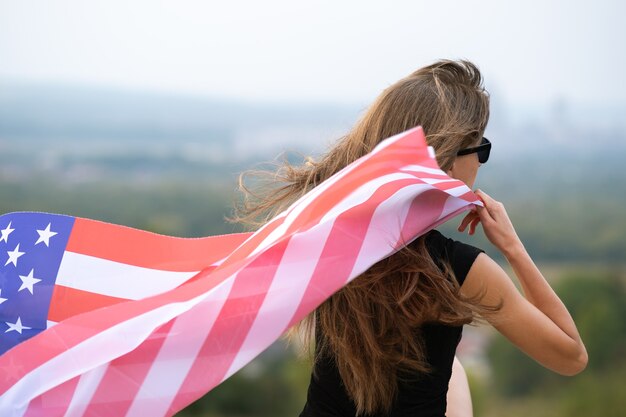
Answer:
[{"xmin": 446, "ymin": 161, "xmax": 456, "ymax": 177}]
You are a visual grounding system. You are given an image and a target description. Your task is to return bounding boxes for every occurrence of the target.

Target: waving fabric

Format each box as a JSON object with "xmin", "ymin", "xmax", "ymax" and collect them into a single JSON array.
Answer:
[{"xmin": 0, "ymin": 127, "xmax": 482, "ymax": 416}]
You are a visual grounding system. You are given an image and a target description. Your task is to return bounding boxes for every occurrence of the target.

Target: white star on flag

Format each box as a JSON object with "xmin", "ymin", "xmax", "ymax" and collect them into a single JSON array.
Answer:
[
  {"xmin": 0, "ymin": 222, "xmax": 14, "ymax": 243},
  {"xmin": 5, "ymin": 317, "xmax": 31, "ymax": 334},
  {"xmin": 18, "ymin": 269, "xmax": 42, "ymax": 295},
  {"xmin": 0, "ymin": 289, "xmax": 6, "ymax": 305},
  {"xmin": 35, "ymin": 223, "xmax": 57, "ymax": 247},
  {"xmin": 5, "ymin": 244, "xmax": 25, "ymax": 267}
]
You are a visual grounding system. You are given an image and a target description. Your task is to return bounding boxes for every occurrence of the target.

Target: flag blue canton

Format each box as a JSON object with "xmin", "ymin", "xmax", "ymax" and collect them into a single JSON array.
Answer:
[{"xmin": 0, "ymin": 212, "xmax": 75, "ymax": 355}]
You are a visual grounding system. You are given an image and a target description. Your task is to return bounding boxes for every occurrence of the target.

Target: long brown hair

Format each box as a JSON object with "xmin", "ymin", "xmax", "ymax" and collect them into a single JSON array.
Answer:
[{"xmin": 231, "ymin": 60, "xmax": 494, "ymax": 415}]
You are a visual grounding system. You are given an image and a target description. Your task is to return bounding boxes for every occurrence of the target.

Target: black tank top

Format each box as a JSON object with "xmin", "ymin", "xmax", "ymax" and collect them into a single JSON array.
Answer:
[{"xmin": 299, "ymin": 229, "xmax": 485, "ymax": 417}]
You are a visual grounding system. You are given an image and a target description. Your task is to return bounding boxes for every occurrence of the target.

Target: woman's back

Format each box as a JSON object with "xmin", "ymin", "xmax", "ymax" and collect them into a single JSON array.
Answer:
[
  {"xmin": 233, "ymin": 60, "xmax": 587, "ymax": 416},
  {"xmin": 300, "ymin": 230, "xmax": 484, "ymax": 417}
]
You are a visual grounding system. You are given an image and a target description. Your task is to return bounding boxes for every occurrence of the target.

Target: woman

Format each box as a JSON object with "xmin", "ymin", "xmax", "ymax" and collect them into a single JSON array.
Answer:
[{"xmin": 233, "ymin": 60, "xmax": 587, "ymax": 416}]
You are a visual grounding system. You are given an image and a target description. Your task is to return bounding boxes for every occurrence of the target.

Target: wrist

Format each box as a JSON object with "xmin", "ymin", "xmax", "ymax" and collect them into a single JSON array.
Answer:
[{"xmin": 501, "ymin": 240, "xmax": 526, "ymax": 260}]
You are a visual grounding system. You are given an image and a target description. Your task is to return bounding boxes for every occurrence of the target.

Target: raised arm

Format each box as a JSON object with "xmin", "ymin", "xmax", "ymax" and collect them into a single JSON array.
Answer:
[{"xmin": 457, "ymin": 189, "xmax": 588, "ymax": 376}]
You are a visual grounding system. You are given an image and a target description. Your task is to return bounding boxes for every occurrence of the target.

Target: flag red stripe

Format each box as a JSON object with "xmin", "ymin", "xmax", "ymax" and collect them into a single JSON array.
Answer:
[
  {"xmin": 433, "ymin": 180, "xmax": 469, "ymax": 191},
  {"xmin": 0, "ymin": 214, "xmax": 288, "ymax": 394},
  {"xmin": 3, "ymin": 130, "xmax": 435, "ymax": 399},
  {"xmin": 169, "ymin": 238, "xmax": 291, "ymax": 412},
  {"xmin": 48, "ymin": 285, "xmax": 128, "ymax": 322},
  {"xmin": 279, "ymin": 139, "xmax": 436, "ymax": 239},
  {"xmin": 0, "ymin": 217, "xmax": 287, "ymax": 393},
  {"xmin": 167, "ymin": 176, "xmax": 428, "ymax": 411},
  {"xmin": 48, "ymin": 263, "xmax": 226, "ymax": 323},
  {"xmin": 23, "ymin": 376, "xmax": 80, "ymax": 417},
  {"xmin": 284, "ymin": 156, "xmax": 412, "ymax": 235},
  {"xmin": 0, "ymin": 127, "xmax": 483, "ymax": 415},
  {"xmin": 66, "ymin": 218, "xmax": 250, "ymax": 271},
  {"xmin": 457, "ymin": 190, "xmax": 479, "ymax": 202},
  {"xmin": 0, "ymin": 265, "xmax": 236, "ymax": 394},
  {"xmin": 395, "ymin": 189, "xmax": 450, "ymax": 248},
  {"xmin": 83, "ymin": 320, "xmax": 176, "ymax": 416},
  {"xmin": 205, "ymin": 211, "xmax": 287, "ymax": 276},
  {"xmin": 174, "ymin": 177, "xmax": 421, "ymax": 413},
  {"xmin": 124, "ymin": 276, "xmax": 238, "ymax": 417},
  {"xmin": 287, "ymin": 177, "xmax": 417, "ymax": 329}
]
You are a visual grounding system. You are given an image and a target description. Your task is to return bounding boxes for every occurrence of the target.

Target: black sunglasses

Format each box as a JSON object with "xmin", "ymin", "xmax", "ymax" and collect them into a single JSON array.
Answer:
[{"xmin": 456, "ymin": 137, "xmax": 491, "ymax": 164}]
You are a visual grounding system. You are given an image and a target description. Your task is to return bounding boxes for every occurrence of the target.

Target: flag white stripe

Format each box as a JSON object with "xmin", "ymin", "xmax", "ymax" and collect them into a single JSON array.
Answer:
[
  {"xmin": 224, "ymin": 218, "xmax": 336, "ymax": 379},
  {"xmin": 126, "ymin": 278, "xmax": 235, "ymax": 417},
  {"xmin": 229, "ymin": 180, "xmax": 451, "ymax": 381},
  {"xmin": 251, "ymin": 171, "xmax": 418, "ymax": 265},
  {"xmin": 57, "ymin": 252, "xmax": 199, "ymax": 299},
  {"xmin": 0, "ymin": 128, "xmax": 482, "ymax": 416},
  {"xmin": 63, "ymin": 364, "xmax": 108, "ymax": 417},
  {"xmin": 319, "ymin": 173, "xmax": 420, "ymax": 225},
  {"xmin": 4, "ymin": 399, "xmax": 26, "ymax": 417},
  {"xmin": 446, "ymin": 185, "xmax": 475, "ymax": 197},
  {"xmin": 419, "ymin": 177, "xmax": 462, "ymax": 185},
  {"xmin": 349, "ymin": 183, "xmax": 432, "ymax": 278},
  {"xmin": 247, "ymin": 139, "xmax": 394, "ymax": 258},
  {"xmin": 224, "ymin": 174, "xmax": 444, "ymax": 384},
  {"xmin": 0, "ymin": 278, "xmax": 234, "ymax": 411},
  {"xmin": 401, "ymin": 164, "xmax": 448, "ymax": 176},
  {"xmin": 249, "ymin": 162, "xmax": 353, "ymax": 258},
  {"xmin": 363, "ymin": 127, "xmax": 425, "ymax": 156},
  {"xmin": 246, "ymin": 133, "xmax": 431, "ymax": 259},
  {"xmin": 439, "ymin": 194, "xmax": 473, "ymax": 222}
]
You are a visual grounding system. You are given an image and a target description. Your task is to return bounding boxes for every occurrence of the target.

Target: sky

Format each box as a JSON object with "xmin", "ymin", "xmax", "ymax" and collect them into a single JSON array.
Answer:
[{"xmin": 0, "ymin": 0, "xmax": 624, "ymax": 108}]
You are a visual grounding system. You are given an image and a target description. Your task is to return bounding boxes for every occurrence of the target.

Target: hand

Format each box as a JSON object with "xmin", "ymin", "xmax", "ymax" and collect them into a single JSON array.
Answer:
[{"xmin": 458, "ymin": 189, "xmax": 522, "ymax": 255}]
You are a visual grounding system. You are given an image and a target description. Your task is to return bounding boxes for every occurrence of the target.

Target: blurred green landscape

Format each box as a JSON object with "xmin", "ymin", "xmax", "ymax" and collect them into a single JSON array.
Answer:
[{"xmin": 1, "ymin": 83, "xmax": 625, "ymax": 416}]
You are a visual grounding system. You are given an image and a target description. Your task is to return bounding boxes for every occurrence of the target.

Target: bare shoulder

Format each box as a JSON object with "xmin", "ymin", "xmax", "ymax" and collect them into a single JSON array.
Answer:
[{"xmin": 459, "ymin": 252, "xmax": 519, "ymax": 310}]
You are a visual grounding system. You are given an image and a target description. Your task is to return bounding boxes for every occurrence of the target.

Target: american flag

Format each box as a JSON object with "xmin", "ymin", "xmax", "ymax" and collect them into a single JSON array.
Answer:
[{"xmin": 0, "ymin": 127, "xmax": 482, "ymax": 416}]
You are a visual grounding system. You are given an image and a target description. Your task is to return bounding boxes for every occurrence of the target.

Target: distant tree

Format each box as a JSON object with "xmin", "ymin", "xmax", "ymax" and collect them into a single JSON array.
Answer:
[
  {"xmin": 488, "ymin": 269, "xmax": 626, "ymax": 397},
  {"xmin": 553, "ymin": 270, "xmax": 626, "ymax": 371}
]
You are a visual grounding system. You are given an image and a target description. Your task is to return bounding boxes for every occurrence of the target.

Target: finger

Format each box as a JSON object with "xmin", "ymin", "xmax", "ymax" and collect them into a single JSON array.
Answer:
[
  {"xmin": 459, "ymin": 210, "xmax": 475, "ymax": 226},
  {"xmin": 469, "ymin": 217, "xmax": 480, "ymax": 235},
  {"xmin": 470, "ymin": 217, "xmax": 480, "ymax": 235},
  {"xmin": 458, "ymin": 211, "xmax": 477, "ymax": 232},
  {"xmin": 460, "ymin": 210, "xmax": 479, "ymax": 230}
]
